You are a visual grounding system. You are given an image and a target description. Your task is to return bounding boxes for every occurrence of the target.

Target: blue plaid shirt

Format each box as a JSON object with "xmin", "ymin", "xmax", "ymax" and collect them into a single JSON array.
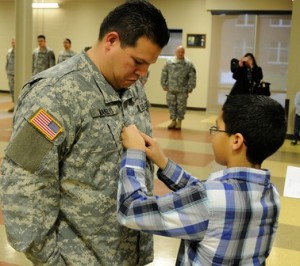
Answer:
[{"xmin": 118, "ymin": 150, "xmax": 280, "ymax": 265}]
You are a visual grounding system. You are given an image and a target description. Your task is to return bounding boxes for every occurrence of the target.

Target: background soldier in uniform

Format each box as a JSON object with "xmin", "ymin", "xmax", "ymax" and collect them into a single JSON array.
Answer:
[
  {"xmin": 5, "ymin": 37, "xmax": 16, "ymax": 112},
  {"xmin": 32, "ymin": 34, "xmax": 56, "ymax": 75},
  {"xmin": 0, "ymin": 1, "xmax": 169, "ymax": 265},
  {"xmin": 57, "ymin": 38, "xmax": 76, "ymax": 64},
  {"xmin": 161, "ymin": 45, "xmax": 196, "ymax": 130}
]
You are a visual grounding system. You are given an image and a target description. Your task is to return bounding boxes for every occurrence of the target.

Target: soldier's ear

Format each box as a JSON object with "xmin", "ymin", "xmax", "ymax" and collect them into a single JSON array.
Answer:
[{"xmin": 105, "ymin": 32, "xmax": 119, "ymax": 47}]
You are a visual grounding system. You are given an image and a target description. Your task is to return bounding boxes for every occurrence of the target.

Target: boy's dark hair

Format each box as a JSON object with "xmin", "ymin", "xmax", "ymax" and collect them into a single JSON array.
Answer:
[
  {"xmin": 37, "ymin": 34, "xmax": 46, "ymax": 40},
  {"xmin": 98, "ymin": 0, "xmax": 169, "ymax": 48},
  {"xmin": 222, "ymin": 95, "xmax": 287, "ymax": 165}
]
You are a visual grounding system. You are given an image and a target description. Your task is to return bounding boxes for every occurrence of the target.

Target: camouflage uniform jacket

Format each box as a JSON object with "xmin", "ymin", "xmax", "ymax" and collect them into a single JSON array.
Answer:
[
  {"xmin": 6, "ymin": 47, "xmax": 15, "ymax": 75},
  {"xmin": 160, "ymin": 57, "xmax": 196, "ymax": 93},
  {"xmin": 1, "ymin": 52, "xmax": 154, "ymax": 266},
  {"xmin": 57, "ymin": 50, "xmax": 77, "ymax": 64},
  {"xmin": 32, "ymin": 47, "xmax": 56, "ymax": 75}
]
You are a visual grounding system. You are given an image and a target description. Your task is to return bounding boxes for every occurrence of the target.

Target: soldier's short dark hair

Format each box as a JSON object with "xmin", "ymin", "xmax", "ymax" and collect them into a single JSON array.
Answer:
[
  {"xmin": 98, "ymin": 0, "xmax": 169, "ymax": 49},
  {"xmin": 65, "ymin": 38, "xmax": 71, "ymax": 44},
  {"xmin": 37, "ymin": 34, "xmax": 46, "ymax": 40}
]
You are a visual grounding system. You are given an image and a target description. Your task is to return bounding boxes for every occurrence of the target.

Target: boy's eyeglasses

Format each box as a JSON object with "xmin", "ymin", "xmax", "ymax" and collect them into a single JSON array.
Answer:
[
  {"xmin": 209, "ymin": 126, "xmax": 229, "ymax": 135},
  {"xmin": 209, "ymin": 126, "xmax": 248, "ymax": 146}
]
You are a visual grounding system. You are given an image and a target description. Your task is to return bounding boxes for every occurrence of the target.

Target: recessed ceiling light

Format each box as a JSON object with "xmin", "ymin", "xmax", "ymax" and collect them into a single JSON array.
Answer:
[{"xmin": 32, "ymin": 3, "xmax": 59, "ymax": 9}]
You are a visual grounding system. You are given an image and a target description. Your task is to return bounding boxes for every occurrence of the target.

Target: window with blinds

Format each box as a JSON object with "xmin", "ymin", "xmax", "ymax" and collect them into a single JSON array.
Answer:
[{"xmin": 207, "ymin": 13, "xmax": 291, "ymax": 111}]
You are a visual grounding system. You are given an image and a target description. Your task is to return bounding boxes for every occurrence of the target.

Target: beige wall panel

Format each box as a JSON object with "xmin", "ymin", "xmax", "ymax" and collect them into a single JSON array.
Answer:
[{"xmin": 206, "ymin": 0, "xmax": 292, "ymax": 11}]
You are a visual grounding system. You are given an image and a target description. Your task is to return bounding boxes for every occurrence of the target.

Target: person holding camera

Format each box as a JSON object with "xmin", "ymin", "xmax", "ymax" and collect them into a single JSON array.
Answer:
[{"xmin": 230, "ymin": 53, "xmax": 263, "ymax": 95}]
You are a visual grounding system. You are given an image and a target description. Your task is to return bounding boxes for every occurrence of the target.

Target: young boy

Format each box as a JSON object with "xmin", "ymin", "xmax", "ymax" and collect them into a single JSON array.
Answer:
[{"xmin": 117, "ymin": 94, "xmax": 287, "ymax": 265}]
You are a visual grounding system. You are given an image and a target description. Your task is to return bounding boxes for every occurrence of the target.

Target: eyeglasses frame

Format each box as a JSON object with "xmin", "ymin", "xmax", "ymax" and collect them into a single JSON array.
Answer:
[
  {"xmin": 209, "ymin": 126, "xmax": 229, "ymax": 135},
  {"xmin": 209, "ymin": 126, "xmax": 248, "ymax": 146}
]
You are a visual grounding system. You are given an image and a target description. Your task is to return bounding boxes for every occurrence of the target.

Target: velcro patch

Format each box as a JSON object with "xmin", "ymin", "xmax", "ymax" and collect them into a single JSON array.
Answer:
[
  {"xmin": 30, "ymin": 109, "xmax": 63, "ymax": 141},
  {"xmin": 5, "ymin": 122, "xmax": 53, "ymax": 173}
]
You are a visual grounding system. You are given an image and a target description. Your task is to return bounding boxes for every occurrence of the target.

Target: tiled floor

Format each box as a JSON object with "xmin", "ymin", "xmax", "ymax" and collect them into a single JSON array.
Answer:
[{"xmin": 1, "ymin": 92, "xmax": 300, "ymax": 265}]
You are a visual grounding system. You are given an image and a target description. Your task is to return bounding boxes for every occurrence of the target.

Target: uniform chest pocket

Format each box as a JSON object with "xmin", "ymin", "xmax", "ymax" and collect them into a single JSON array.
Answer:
[
  {"xmin": 81, "ymin": 116, "xmax": 122, "ymax": 154},
  {"xmin": 67, "ymin": 106, "xmax": 124, "ymax": 168}
]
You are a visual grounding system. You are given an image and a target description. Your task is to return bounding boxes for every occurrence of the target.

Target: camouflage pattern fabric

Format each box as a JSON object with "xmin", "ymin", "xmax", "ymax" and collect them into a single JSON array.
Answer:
[
  {"xmin": 6, "ymin": 48, "xmax": 15, "ymax": 101},
  {"xmin": 1, "ymin": 52, "xmax": 154, "ymax": 266},
  {"xmin": 6, "ymin": 48, "xmax": 15, "ymax": 75},
  {"xmin": 6, "ymin": 74, "xmax": 14, "ymax": 102},
  {"xmin": 166, "ymin": 91, "xmax": 188, "ymax": 120},
  {"xmin": 32, "ymin": 47, "xmax": 56, "ymax": 75},
  {"xmin": 161, "ymin": 57, "xmax": 196, "ymax": 120},
  {"xmin": 57, "ymin": 50, "xmax": 77, "ymax": 64}
]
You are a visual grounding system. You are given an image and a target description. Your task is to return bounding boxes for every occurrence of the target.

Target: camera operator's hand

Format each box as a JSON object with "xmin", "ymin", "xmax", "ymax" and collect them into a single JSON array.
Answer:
[
  {"xmin": 238, "ymin": 58, "xmax": 246, "ymax": 67},
  {"xmin": 239, "ymin": 56, "xmax": 253, "ymax": 68}
]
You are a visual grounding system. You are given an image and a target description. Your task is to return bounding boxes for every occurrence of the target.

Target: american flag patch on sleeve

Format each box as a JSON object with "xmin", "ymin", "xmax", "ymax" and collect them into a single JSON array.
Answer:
[{"xmin": 30, "ymin": 109, "xmax": 63, "ymax": 141}]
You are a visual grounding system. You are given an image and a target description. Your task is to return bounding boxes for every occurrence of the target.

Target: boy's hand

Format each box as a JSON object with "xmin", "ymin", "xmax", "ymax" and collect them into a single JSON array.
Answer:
[
  {"xmin": 140, "ymin": 133, "xmax": 168, "ymax": 170},
  {"xmin": 121, "ymin": 125, "xmax": 146, "ymax": 151},
  {"xmin": 121, "ymin": 125, "xmax": 168, "ymax": 170}
]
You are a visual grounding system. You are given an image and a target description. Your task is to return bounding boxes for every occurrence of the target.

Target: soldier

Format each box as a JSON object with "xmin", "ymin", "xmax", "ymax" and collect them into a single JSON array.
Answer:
[
  {"xmin": 32, "ymin": 34, "xmax": 56, "ymax": 75},
  {"xmin": 0, "ymin": 1, "xmax": 169, "ymax": 265},
  {"xmin": 57, "ymin": 38, "xmax": 76, "ymax": 64},
  {"xmin": 161, "ymin": 45, "xmax": 196, "ymax": 130},
  {"xmin": 5, "ymin": 37, "xmax": 15, "ymax": 112}
]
